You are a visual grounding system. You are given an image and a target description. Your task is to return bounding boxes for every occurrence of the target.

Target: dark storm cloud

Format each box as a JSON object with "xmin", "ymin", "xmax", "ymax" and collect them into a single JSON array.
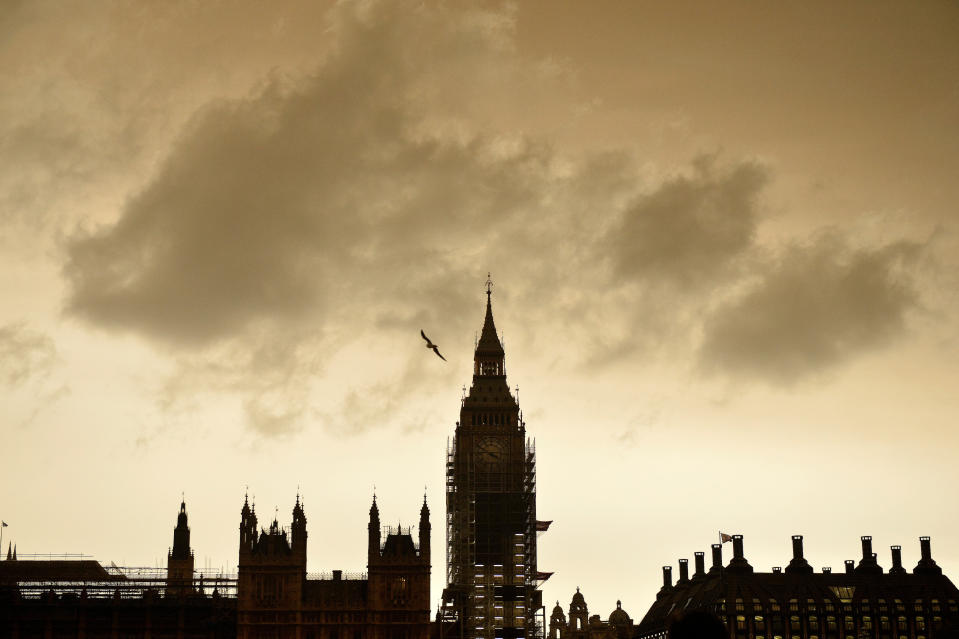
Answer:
[
  {"xmin": 698, "ymin": 233, "xmax": 922, "ymax": 385},
  {"xmin": 63, "ymin": 1, "xmax": 555, "ymax": 349},
  {"xmin": 0, "ymin": 322, "xmax": 57, "ymax": 388},
  {"xmin": 61, "ymin": 1, "xmax": 582, "ymax": 434},
  {"xmin": 608, "ymin": 156, "xmax": 768, "ymax": 290}
]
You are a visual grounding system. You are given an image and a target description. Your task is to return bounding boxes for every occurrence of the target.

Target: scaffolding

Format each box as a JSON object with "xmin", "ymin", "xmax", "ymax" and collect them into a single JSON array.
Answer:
[
  {"xmin": 2, "ymin": 565, "xmax": 238, "ymax": 599},
  {"xmin": 443, "ymin": 423, "xmax": 545, "ymax": 639}
]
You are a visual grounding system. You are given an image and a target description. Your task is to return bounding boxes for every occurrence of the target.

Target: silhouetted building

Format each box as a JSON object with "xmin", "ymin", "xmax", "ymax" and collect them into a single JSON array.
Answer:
[
  {"xmin": 237, "ymin": 493, "xmax": 431, "ymax": 639},
  {"xmin": 0, "ymin": 500, "xmax": 235, "ymax": 638},
  {"xmin": 168, "ymin": 498, "xmax": 196, "ymax": 597},
  {"xmin": 548, "ymin": 589, "xmax": 634, "ymax": 639},
  {"xmin": 441, "ymin": 279, "xmax": 548, "ymax": 639},
  {"xmin": 636, "ymin": 535, "xmax": 959, "ymax": 639},
  {"xmin": 0, "ymin": 493, "xmax": 431, "ymax": 639}
]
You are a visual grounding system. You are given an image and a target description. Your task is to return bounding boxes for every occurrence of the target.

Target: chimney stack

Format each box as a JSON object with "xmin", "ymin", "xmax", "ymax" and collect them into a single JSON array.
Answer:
[
  {"xmin": 727, "ymin": 535, "xmax": 754, "ymax": 574},
  {"xmin": 889, "ymin": 546, "xmax": 905, "ymax": 575},
  {"xmin": 693, "ymin": 552, "xmax": 705, "ymax": 580},
  {"xmin": 914, "ymin": 536, "xmax": 942, "ymax": 576},
  {"xmin": 845, "ymin": 560, "xmax": 855, "ymax": 574},
  {"xmin": 677, "ymin": 559, "xmax": 689, "ymax": 585},
  {"xmin": 822, "ymin": 567, "xmax": 832, "ymax": 573},
  {"xmin": 786, "ymin": 534, "xmax": 813, "ymax": 575},
  {"xmin": 855, "ymin": 536, "xmax": 882, "ymax": 575},
  {"xmin": 772, "ymin": 567, "xmax": 782, "ymax": 574},
  {"xmin": 657, "ymin": 566, "xmax": 674, "ymax": 600},
  {"xmin": 709, "ymin": 544, "xmax": 723, "ymax": 574}
]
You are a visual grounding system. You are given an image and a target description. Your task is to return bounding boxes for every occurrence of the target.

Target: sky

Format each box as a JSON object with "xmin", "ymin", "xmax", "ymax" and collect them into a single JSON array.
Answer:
[{"xmin": 2, "ymin": 0, "xmax": 959, "ymax": 622}]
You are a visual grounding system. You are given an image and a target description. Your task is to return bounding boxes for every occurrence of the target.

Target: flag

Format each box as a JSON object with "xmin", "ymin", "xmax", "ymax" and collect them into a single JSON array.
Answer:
[
  {"xmin": 1, "ymin": 521, "xmax": 6, "ymax": 527},
  {"xmin": 720, "ymin": 532, "xmax": 733, "ymax": 543}
]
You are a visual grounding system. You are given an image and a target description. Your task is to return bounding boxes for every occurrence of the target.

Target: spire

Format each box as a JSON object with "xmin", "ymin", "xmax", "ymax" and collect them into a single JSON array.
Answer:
[
  {"xmin": 5, "ymin": 542, "xmax": 10, "ymax": 560},
  {"xmin": 171, "ymin": 498, "xmax": 191, "ymax": 560},
  {"xmin": 419, "ymin": 493, "xmax": 431, "ymax": 562},
  {"xmin": 474, "ymin": 274, "xmax": 505, "ymax": 376},
  {"xmin": 368, "ymin": 494, "xmax": 381, "ymax": 563},
  {"xmin": 292, "ymin": 491, "xmax": 307, "ymax": 557},
  {"xmin": 12, "ymin": 544, "xmax": 16, "ymax": 560}
]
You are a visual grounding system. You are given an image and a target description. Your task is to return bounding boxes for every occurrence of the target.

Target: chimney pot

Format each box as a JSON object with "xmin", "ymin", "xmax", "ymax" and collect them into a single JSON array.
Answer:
[
  {"xmin": 792, "ymin": 535, "xmax": 804, "ymax": 560},
  {"xmin": 732, "ymin": 535, "xmax": 744, "ymax": 559},
  {"xmin": 861, "ymin": 536, "xmax": 873, "ymax": 559},
  {"xmin": 845, "ymin": 560, "xmax": 855, "ymax": 574},
  {"xmin": 678, "ymin": 559, "xmax": 689, "ymax": 583},
  {"xmin": 662, "ymin": 565, "xmax": 673, "ymax": 588},
  {"xmin": 772, "ymin": 567, "xmax": 782, "ymax": 573},
  {"xmin": 711, "ymin": 544, "xmax": 723, "ymax": 572},
  {"xmin": 823, "ymin": 567, "xmax": 832, "ymax": 573},
  {"xmin": 920, "ymin": 536, "xmax": 932, "ymax": 560},
  {"xmin": 890, "ymin": 545, "xmax": 904, "ymax": 574},
  {"xmin": 694, "ymin": 552, "xmax": 705, "ymax": 576}
]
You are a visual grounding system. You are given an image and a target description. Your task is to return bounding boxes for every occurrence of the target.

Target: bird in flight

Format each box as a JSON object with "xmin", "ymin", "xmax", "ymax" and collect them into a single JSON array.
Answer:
[{"xmin": 420, "ymin": 330, "xmax": 447, "ymax": 361}]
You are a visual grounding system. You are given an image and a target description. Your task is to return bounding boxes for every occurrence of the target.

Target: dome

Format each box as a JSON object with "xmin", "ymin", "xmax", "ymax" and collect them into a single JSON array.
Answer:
[
  {"xmin": 571, "ymin": 587, "xmax": 586, "ymax": 606},
  {"xmin": 552, "ymin": 601, "xmax": 564, "ymax": 616},
  {"xmin": 609, "ymin": 600, "xmax": 630, "ymax": 626}
]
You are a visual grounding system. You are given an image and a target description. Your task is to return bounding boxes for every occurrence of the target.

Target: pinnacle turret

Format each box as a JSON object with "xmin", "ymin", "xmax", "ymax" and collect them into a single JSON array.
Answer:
[{"xmin": 475, "ymin": 274, "xmax": 505, "ymax": 367}]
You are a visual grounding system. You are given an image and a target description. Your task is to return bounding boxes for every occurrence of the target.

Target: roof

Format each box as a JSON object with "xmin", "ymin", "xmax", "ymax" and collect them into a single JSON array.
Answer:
[
  {"xmin": 0, "ymin": 560, "xmax": 123, "ymax": 584},
  {"xmin": 636, "ymin": 568, "xmax": 959, "ymax": 637}
]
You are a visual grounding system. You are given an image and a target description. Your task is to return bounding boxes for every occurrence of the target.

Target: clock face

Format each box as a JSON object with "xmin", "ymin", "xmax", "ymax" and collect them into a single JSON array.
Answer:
[{"xmin": 475, "ymin": 436, "xmax": 507, "ymax": 469}]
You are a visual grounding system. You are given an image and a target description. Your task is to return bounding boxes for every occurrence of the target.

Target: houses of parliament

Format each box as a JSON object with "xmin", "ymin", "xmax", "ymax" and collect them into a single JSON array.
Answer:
[{"xmin": 2, "ymin": 282, "xmax": 959, "ymax": 639}]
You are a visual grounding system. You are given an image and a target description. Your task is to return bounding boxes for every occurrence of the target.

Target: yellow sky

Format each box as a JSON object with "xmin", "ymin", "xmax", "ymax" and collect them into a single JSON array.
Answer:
[{"xmin": 1, "ymin": 0, "xmax": 958, "ymax": 620}]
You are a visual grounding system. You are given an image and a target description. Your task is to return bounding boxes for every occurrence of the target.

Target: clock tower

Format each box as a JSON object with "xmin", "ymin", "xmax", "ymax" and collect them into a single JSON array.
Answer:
[{"xmin": 443, "ymin": 277, "xmax": 545, "ymax": 639}]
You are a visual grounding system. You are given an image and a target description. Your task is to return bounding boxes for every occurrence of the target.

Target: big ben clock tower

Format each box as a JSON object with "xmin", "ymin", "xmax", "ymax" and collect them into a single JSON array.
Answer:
[{"xmin": 442, "ymin": 277, "xmax": 546, "ymax": 639}]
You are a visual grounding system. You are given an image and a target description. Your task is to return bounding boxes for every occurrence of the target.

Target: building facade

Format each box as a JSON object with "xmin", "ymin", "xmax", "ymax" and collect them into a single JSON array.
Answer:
[
  {"xmin": 548, "ymin": 589, "xmax": 634, "ymax": 639},
  {"xmin": 441, "ymin": 281, "xmax": 546, "ymax": 639},
  {"xmin": 636, "ymin": 535, "xmax": 959, "ymax": 639},
  {"xmin": 237, "ymin": 493, "xmax": 431, "ymax": 639},
  {"xmin": 0, "ymin": 495, "xmax": 431, "ymax": 639}
]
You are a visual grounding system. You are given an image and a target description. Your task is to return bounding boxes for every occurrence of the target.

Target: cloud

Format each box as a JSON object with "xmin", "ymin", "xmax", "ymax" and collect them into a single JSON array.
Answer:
[
  {"xmin": 60, "ymin": 1, "xmax": 623, "ymax": 436},
  {"xmin": 697, "ymin": 232, "xmax": 922, "ymax": 385},
  {"xmin": 62, "ymin": 1, "xmax": 560, "ymax": 350},
  {"xmin": 607, "ymin": 156, "xmax": 768, "ymax": 290},
  {"xmin": 0, "ymin": 322, "xmax": 57, "ymax": 388},
  {"xmin": 55, "ymin": 0, "xmax": 935, "ymax": 434}
]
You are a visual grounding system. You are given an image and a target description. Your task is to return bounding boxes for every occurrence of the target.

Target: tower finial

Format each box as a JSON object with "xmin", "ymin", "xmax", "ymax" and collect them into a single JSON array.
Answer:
[{"xmin": 486, "ymin": 272, "xmax": 492, "ymax": 302}]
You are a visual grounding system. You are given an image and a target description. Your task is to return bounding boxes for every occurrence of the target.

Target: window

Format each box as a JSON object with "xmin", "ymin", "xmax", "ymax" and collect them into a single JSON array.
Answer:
[
  {"xmin": 830, "ymin": 587, "xmax": 856, "ymax": 600},
  {"xmin": 737, "ymin": 616, "xmax": 747, "ymax": 631}
]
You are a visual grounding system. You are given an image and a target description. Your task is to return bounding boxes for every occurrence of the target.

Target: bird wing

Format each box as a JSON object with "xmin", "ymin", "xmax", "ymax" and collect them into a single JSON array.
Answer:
[
  {"xmin": 420, "ymin": 329, "xmax": 429, "ymax": 343},
  {"xmin": 433, "ymin": 347, "xmax": 447, "ymax": 362}
]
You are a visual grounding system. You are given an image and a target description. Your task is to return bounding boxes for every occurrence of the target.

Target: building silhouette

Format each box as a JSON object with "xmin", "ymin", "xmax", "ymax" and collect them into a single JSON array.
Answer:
[
  {"xmin": 0, "ymin": 494, "xmax": 431, "ymax": 638},
  {"xmin": 440, "ymin": 279, "xmax": 548, "ymax": 639},
  {"xmin": 634, "ymin": 535, "xmax": 959, "ymax": 639},
  {"xmin": 548, "ymin": 589, "xmax": 634, "ymax": 639},
  {"xmin": 237, "ymin": 493, "xmax": 431, "ymax": 639},
  {"xmin": 167, "ymin": 498, "xmax": 196, "ymax": 597}
]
